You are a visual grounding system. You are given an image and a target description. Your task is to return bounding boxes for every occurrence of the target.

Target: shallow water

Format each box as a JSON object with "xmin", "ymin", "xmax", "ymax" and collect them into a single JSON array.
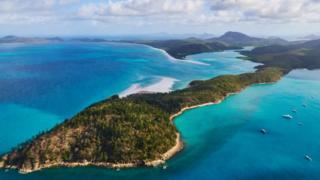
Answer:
[{"xmin": 0, "ymin": 43, "xmax": 319, "ymax": 179}]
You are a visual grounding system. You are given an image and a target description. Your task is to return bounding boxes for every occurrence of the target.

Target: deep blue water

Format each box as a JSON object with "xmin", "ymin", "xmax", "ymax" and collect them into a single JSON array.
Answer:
[{"xmin": 0, "ymin": 42, "xmax": 319, "ymax": 179}]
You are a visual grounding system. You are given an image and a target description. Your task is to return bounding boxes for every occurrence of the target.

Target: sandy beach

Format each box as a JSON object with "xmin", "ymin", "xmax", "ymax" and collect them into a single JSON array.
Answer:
[
  {"xmin": 119, "ymin": 76, "xmax": 178, "ymax": 97},
  {"xmin": 152, "ymin": 47, "xmax": 210, "ymax": 66}
]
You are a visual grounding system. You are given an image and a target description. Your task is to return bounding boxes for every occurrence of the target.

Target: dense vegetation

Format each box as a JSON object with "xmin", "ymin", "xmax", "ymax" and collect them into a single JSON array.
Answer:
[
  {"xmin": 0, "ymin": 68, "xmax": 284, "ymax": 173},
  {"xmin": 241, "ymin": 39, "xmax": 320, "ymax": 71}
]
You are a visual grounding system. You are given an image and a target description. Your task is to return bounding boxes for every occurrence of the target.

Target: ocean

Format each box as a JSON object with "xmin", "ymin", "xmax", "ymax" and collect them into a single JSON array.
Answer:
[{"xmin": 0, "ymin": 42, "xmax": 319, "ymax": 179}]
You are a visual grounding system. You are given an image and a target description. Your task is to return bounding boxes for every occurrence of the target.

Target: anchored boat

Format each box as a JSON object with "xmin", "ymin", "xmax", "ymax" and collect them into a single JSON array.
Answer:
[{"xmin": 282, "ymin": 114, "xmax": 293, "ymax": 119}]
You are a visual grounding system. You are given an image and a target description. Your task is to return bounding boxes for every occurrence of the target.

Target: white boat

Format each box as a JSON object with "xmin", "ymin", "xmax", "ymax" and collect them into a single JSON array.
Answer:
[
  {"xmin": 260, "ymin": 129, "xmax": 267, "ymax": 134},
  {"xmin": 305, "ymin": 155, "xmax": 312, "ymax": 161},
  {"xmin": 282, "ymin": 114, "xmax": 293, "ymax": 119},
  {"xmin": 292, "ymin": 109, "xmax": 297, "ymax": 113},
  {"xmin": 163, "ymin": 165, "xmax": 167, "ymax": 170}
]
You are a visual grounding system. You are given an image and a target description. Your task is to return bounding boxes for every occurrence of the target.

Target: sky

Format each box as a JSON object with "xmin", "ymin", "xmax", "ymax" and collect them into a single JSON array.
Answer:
[{"xmin": 0, "ymin": 0, "xmax": 320, "ymax": 37}]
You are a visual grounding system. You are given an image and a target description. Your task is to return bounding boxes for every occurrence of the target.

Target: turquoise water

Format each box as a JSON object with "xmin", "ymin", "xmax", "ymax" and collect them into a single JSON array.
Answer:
[
  {"xmin": 172, "ymin": 70, "xmax": 320, "ymax": 179},
  {"xmin": 0, "ymin": 43, "xmax": 319, "ymax": 179}
]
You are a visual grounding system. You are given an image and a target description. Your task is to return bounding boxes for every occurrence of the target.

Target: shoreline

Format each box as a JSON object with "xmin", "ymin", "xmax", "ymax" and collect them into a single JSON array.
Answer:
[
  {"xmin": 13, "ymin": 133, "xmax": 183, "ymax": 174},
  {"xmin": 149, "ymin": 46, "xmax": 210, "ymax": 66},
  {"xmin": 169, "ymin": 91, "xmax": 243, "ymax": 122},
  {"xmin": 1, "ymin": 81, "xmax": 279, "ymax": 174},
  {"xmin": 0, "ymin": 133, "xmax": 183, "ymax": 174}
]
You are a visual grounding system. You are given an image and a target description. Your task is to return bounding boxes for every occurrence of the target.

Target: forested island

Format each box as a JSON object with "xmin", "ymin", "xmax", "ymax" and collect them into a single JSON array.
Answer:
[{"xmin": 1, "ymin": 35, "xmax": 320, "ymax": 174}]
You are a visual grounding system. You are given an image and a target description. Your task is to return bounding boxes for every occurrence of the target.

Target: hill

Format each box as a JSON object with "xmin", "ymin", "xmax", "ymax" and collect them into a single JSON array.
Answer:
[{"xmin": 209, "ymin": 31, "xmax": 288, "ymax": 46}]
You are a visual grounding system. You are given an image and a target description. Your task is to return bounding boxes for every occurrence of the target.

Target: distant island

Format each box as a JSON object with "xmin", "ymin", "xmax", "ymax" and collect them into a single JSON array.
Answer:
[
  {"xmin": 0, "ymin": 36, "xmax": 63, "ymax": 44},
  {"xmin": 1, "ymin": 33, "xmax": 320, "ymax": 173}
]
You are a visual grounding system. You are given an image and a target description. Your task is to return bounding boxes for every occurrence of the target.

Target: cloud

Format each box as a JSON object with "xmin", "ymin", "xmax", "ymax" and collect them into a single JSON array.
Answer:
[
  {"xmin": 76, "ymin": 0, "xmax": 320, "ymax": 26},
  {"xmin": 0, "ymin": 0, "xmax": 319, "ymax": 28},
  {"xmin": 0, "ymin": 0, "xmax": 77, "ymax": 24},
  {"xmin": 209, "ymin": 0, "xmax": 320, "ymax": 23},
  {"xmin": 78, "ymin": 0, "xmax": 203, "ymax": 17}
]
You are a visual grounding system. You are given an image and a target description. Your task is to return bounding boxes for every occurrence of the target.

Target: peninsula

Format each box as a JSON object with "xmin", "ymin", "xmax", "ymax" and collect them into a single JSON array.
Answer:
[{"xmin": 0, "ymin": 67, "xmax": 283, "ymax": 173}]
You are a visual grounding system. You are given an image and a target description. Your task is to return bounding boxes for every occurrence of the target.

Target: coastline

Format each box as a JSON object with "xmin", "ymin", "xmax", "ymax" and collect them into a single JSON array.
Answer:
[
  {"xmin": 8, "ymin": 133, "xmax": 183, "ymax": 174},
  {"xmin": 169, "ymin": 91, "xmax": 244, "ymax": 122},
  {"xmin": 149, "ymin": 46, "xmax": 210, "ymax": 66}
]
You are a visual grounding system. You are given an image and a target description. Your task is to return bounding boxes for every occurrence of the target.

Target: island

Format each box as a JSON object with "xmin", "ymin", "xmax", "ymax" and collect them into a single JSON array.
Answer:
[
  {"xmin": 0, "ymin": 36, "xmax": 63, "ymax": 44},
  {"xmin": 1, "ymin": 36, "xmax": 319, "ymax": 174}
]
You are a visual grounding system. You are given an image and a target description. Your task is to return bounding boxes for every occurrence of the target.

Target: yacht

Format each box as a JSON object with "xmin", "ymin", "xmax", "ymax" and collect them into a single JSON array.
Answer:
[
  {"xmin": 305, "ymin": 155, "xmax": 312, "ymax": 161},
  {"xmin": 260, "ymin": 129, "xmax": 267, "ymax": 134},
  {"xmin": 282, "ymin": 114, "xmax": 293, "ymax": 119}
]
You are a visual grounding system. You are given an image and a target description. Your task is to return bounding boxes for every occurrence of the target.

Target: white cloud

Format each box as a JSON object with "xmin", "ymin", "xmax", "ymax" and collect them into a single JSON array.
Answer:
[
  {"xmin": 78, "ymin": 0, "xmax": 203, "ymax": 17},
  {"xmin": 0, "ymin": 0, "xmax": 77, "ymax": 24},
  {"xmin": 0, "ymin": 0, "xmax": 319, "ymax": 29},
  {"xmin": 76, "ymin": 0, "xmax": 320, "ymax": 26},
  {"xmin": 209, "ymin": 0, "xmax": 320, "ymax": 23}
]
